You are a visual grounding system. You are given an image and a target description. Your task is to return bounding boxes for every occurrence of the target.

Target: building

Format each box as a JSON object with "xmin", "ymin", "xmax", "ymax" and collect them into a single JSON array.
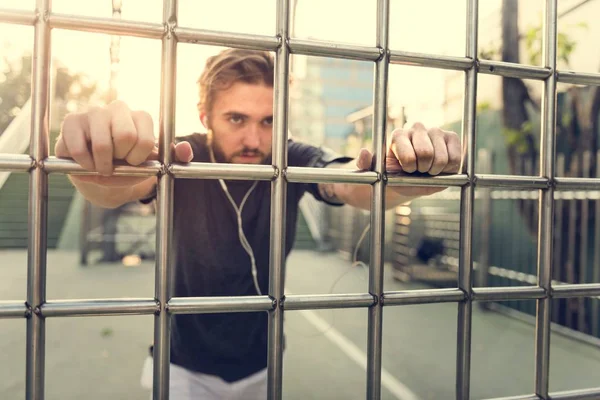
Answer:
[{"xmin": 289, "ymin": 55, "xmax": 373, "ymax": 153}]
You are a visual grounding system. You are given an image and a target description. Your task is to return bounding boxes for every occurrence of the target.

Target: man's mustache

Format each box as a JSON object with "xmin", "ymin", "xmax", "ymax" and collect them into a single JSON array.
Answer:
[{"xmin": 234, "ymin": 148, "xmax": 265, "ymax": 157}]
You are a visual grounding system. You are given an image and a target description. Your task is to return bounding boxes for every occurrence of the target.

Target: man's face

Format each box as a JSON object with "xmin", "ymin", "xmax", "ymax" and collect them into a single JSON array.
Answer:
[{"xmin": 204, "ymin": 82, "xmax": 273, "ymax": 164}]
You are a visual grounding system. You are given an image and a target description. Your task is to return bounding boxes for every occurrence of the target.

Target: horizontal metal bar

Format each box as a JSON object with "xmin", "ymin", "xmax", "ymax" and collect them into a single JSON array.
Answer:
[
  {"xmin": 171, "ymin": 162, "xmax": 276, "ymax": 181},
  {"xmin": 554, "ymin": 177, "xmax": 600, "ymax": 190},
  {"xmin": 0, "ymin": 154, "xmax": 34, "ymax": 171},
  {"xmin": 41, "ymin": 299, "xmax": 159, "ymax": 317},
  {"xmin": 389, "ymin": 50, "xmax": 473, "ymax": 71},
  {"xmin": 484, "ymin": 395, "xmax": 540, "ymax": 400},
  {"xmin": 49, "ymin": 13, "xmax": 164, "ymax": 39},
  {"xmin": 472, "ymin": 286, "xmax": 546, "ymax": 302},
  {"xmin": 476, "ymin": 174, "xmax": 549, "ymax": 189},
  {"xmin": 43, "ymin": 157, "xmax": 161, "ymax": 176},
  {"xmin": 478, "ymin": 60, "xmax": 551, "ymax": 80},
  {"xmin": 0, "ymin": 301, "xmax": 29, "ymax": 318},
  {"xmin": 0, "ymin": 8, "xmax": 36, "ymax": 25},
  {"xmin": 549, "ymin": 387, "xmax": 600, "ymax": 400},
  {"xmin": 386, "ymin": 173, "xmax": 469, "ymax": 187},
  {"xmin": 167, "ymin": 296, "xmax": 274, "ymax": 314},
  {"xmin": 557, "ymin": 70, "xmax": 600, "ymax": 87},
  {"xmin": 288, "ymin": 38, "xmax": 381, "ymax": 61},
  {"xmin": 175, "ymin": 26, "xmax": 279, "ymax": 51},
  {"xmin": 552, "ymin": 283, "xmax": 600, "ymax": 298},
  {"xmin": 383, "ymin": 288, "xmax": 466, "ymax": 306},
  {"xmin": 283, "ymin": 293, "xmax": 375, "ymax": 310},
  {"xmin": 285, "ymin": 166, "xmax": 378, "ymax": 184}
]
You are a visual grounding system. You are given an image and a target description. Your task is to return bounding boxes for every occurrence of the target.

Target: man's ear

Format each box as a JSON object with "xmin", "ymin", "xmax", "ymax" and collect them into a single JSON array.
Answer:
[{"xmin": 200, "ymin": 111, "xmax": 208, "ymax": 129}]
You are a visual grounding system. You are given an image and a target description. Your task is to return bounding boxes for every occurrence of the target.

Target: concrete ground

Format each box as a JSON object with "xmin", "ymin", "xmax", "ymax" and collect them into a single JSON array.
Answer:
[{"xmin": 1, "ymin": 249, "xmax": 599, "ymax": 400}]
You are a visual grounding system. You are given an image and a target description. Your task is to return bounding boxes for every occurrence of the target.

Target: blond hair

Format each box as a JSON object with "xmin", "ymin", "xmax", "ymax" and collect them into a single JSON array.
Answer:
[{"xmin": 197, "ymin": 48, "xmax": 275, "ymax": 115}]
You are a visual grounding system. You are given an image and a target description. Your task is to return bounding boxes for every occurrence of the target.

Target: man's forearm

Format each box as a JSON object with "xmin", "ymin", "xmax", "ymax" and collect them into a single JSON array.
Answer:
[
  {"xmin": 69, "ymin": 176, "xmax": 156, "ymax": 209},
  {"xmin": 333, "ymin": 182, "xmax": 415, "ymax": 211}
]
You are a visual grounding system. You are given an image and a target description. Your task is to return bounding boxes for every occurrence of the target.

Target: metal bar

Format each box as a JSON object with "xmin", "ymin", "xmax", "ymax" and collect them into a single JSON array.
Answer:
[
  {"xmin": 171, "ymin": 162, "xmax": 276, "ymax": 181},
  {"xmin": 366, "ymin": 1, "xmax": 389, "ymax": 398},
  {"xmin": 167, "ymin": 296, "xmax": 274, "ymax": 314},
  {"xmin": 456, "ymin": 1, "xmax": 478, "ymax": 399},
  {"xmin": 578, "ymin": 152, "xmax": 591, "ymax": 332},
  {"xmin": 267, "ymin": 1, "xmax": 290, "ymax": 398},
  {"xmin": 557, "ymin": 70, "xmax": 600, "ymax": 86},
  {"xmin": 283, "ymin": 294, "xmax": 375, "ymax": 310},
  {"xmin": 476, "ymin": 174, "xmax": 549, "ymax": 189},
  {"xmin": 549, "ymin": 387, "xmax": 600, "ymax": 400},
  {"xmin": 593, "ymin": 151, "xmax": 600, "ymax": 337},
  {"xmin": 174, "ymin": 26, "xmax": 279, "ymax": 51},
  {"xmin": 383, "ymin": 289, "xmax": 466, "ymax": 306},
  {"xmin": 288, "ymin": 38, "xmax": 381, "ymax": 61},
  {"xmin": 0, "ymin": 8, "xmax": 36, "ymax": 25},
  {"xmin": 153, "ymin": 1, "xmax": 177, "ymax": 399},
  {"xmin": 43, "ymin": 157, "xmax": 161, "ymax": 176},
  {"xmin": 535, "ymin": 0, "xmax": 557, "ymax": 397},
  {"xmin": 0, "ymin": 154, "xmax": 35, "ymax": 171},
  {"xmin": 477, "ymin": 149, "xmax": 493, "ymax": 294},
  {"xmin": 484, "ymin": 395, "xmax": 540, "ymax": 400},
  {"xmin": 285, "ymin": 166, "xmax": 378, "ymax": 184},
  {"xmin": 49, "ymin": 13, "xmax": 164, "ymax": 39},
  {"xmin": 41, "ymin": 299, "xmax": 159, "ymax": 317},
  {"xmin": 0, "ymin": 301, "xmax": 29, "ymax": 318},
  {"xmin": 26, "ymin": 1, "xmax": 51, "ymax": 399},
  {"xmin": 552, "ymin": 283, "xmax": 600, "ymax": 298},
  {"xmin": 553, "ymin": 154, "xmax": 566, "ymax": 325},
  {"xmin": 554, "ymin": 177, "xmax": 600, "ymax": 190},
  {"xmin": 389, "ymin": 50, "xmax": 472, "ymax": 71},
  {"xmin": 386, "ymin": 173, "xmax": 468, "ymax": 187},
  {"xmin": 472, "ymin": 287, "xmax": 546, "ymax": 302},
  {"xmin": 478, "ymin": 60, "xmax": 551, "ymax": 80}
]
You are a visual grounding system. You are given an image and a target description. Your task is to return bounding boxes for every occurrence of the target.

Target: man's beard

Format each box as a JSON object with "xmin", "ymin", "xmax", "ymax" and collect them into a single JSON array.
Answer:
[{"xmin": 211, "ymin": 139, "xmax": 268, "ymax": 164}]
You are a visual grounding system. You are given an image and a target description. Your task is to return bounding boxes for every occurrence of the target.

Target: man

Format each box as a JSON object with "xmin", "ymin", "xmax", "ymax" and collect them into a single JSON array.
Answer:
[{"xmin": 56, "ymin": 48, "xmax": 461, "ymax": 399}]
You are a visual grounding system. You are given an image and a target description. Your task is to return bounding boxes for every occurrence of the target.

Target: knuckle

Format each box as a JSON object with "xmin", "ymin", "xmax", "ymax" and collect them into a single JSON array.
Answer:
[
  {"xmin": 137, "ymin": 137, "xmax": 156, "ymax": 152},
  {"xmin": 412, "ymin": 122, "xmax": 426, "ymax": 131},
  {"xmin": 114, "ymin": 129, "xmax": 137, "ymax": 144},
  {"xmin": 92, "ymin": 141, "xmax": 112, "ymax": 155}
]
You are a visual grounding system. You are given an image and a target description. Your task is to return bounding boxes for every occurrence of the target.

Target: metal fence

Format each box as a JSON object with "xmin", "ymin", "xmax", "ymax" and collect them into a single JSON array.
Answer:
[
  {"xmin": 393, "ymin": 149, "xmax": 600, "ymax": 345},
  {"xmin": 1, "ymin": 1, "xmax": 600, "ymax": 399}
]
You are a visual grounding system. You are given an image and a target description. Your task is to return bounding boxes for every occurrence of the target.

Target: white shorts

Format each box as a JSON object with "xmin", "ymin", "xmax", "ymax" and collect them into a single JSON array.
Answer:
[{"xmin": 141, "ymin": 356, "xmax": 268, "ymax": 400}]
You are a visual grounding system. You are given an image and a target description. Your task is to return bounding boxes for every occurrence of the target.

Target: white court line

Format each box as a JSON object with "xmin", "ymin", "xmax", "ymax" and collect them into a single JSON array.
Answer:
[{"xmin": 297, "ymin": 308, "xmax": 421, "ymax": 400}]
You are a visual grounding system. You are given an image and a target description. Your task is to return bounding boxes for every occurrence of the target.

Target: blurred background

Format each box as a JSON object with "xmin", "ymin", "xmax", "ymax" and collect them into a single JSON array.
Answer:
[{"xmin": 1, "ymin": 0, "xmax": 600, "ymax": 399}]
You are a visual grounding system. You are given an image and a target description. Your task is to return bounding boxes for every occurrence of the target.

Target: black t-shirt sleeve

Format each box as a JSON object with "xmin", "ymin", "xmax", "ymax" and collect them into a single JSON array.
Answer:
[{"xmin": 287, "ymin": 139, "xmax": 354, "ymax": 206}]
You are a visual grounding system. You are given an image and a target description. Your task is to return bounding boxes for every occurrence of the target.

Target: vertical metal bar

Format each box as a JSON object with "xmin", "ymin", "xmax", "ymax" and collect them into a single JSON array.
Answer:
[
  {"xmin": 456, "ymin": 0, "xmax": 478, "ymax": 399},
  {"xmin": 26, "ymin": 1, "xmax": 51, "ymax": 399},
  {"xmin": 267, "ymin": 0, "xmax": 290, "ymax": 398},
  {"xmin": 535, "ymin": 0, "xmax": 557, "ymax": 397},
  {"xmin": 593, "ymin": 151, "xmax": 600, "ymax": 338},
  {"xmin": 366, "ymin": 0, "xmax": 389, "ymax": 398},
  {"xmin": 566, "ymin": 176, "xmax": 577, "ymax": 328},
  {"xmin": 578, "ymin": 151, "xmax": 591, "ymax": 332},
  {"xmin": 153, "ymin": 1, "xmax": 177, "ymax": 399},
  {"xmin": 552, "ymin": 154, "xmax": 565, "ymax": 325},
  {"xmin": 477, "ymin": 149, "xmax": 492, "ymax": 297}
]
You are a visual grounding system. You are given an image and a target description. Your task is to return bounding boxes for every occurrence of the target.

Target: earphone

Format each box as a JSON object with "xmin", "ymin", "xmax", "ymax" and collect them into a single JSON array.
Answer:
[{"xmin": 207, "ymin": 129, "xmax": 262, "ymax": 295}]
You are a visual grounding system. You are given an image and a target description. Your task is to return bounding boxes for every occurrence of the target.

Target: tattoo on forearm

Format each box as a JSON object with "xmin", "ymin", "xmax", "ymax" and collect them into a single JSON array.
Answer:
[{"xmin": 318, "ymin": 183, "xmax": 342, "ymax": 204}]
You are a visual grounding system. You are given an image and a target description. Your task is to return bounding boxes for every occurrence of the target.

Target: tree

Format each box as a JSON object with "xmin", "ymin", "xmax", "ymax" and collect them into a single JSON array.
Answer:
[
  {"xmin": 0, "ymin": 51, "xmax": 98, "ymax": 135},
  {"xmin": 493, "ymin": 0, "xmax": 600, "ymax": 334}
]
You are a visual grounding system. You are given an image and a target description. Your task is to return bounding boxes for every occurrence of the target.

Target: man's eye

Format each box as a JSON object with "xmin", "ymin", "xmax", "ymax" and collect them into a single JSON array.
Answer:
[
  {"xmin": 263, "ymin": 118, "xmax": 273, "ymax": 126},
  {"xmin": 230, "ymin": 115, "xmax": 244, "ymax": 124}
]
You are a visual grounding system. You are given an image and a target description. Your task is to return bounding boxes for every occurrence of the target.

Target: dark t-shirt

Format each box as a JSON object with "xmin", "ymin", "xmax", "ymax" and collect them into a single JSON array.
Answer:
[{"xmin": 144, "ymin": 133, "xmax": 351, "ymax": 382}]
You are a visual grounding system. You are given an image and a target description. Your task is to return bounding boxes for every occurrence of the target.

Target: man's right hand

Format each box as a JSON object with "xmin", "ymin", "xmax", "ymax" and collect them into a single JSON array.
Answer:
[{"xmin": 55, "ymin": 100, "xmax": 193, "ymax": 189}]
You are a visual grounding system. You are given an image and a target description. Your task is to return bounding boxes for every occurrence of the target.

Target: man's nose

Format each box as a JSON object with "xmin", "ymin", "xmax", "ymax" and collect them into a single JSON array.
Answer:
[{"xmin": 242, "ymin": 125, "xmax": 261, "ymax": 149}]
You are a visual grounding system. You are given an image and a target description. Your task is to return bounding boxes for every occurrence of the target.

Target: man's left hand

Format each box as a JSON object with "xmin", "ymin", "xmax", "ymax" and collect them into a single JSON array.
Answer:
[{"xmin": 354, "ymin": 122, "xmax": 462, "ymax": 198}]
